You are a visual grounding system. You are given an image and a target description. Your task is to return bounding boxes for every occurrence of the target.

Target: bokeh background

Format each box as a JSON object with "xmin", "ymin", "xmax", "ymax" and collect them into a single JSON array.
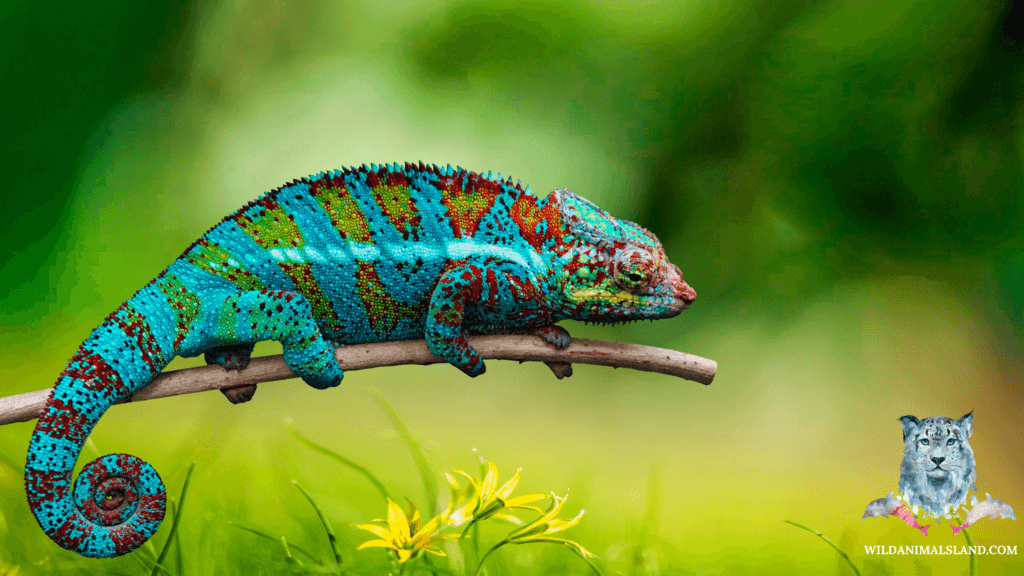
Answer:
[{"xmin": 1, "ymin": 1, "xmax": 1023, "ymax": 574}]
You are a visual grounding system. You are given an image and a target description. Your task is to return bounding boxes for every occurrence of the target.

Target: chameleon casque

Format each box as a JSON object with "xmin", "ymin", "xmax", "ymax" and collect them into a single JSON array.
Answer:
[{"xmin": 25, "ymin": 162, "xmax": 696, "ymax": 558}]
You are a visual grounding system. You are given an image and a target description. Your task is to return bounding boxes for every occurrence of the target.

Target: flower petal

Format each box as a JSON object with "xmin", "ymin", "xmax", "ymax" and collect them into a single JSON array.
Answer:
[
  {"xmin": 547, "ymin": 509, "xmax": 585, "ymax": 533},
  {"xmin": 386, "ymin": 499, "xmax": 411, "ymax": 543},
  {"xmin": 454, "ymin": 469, "xmax": 480, "ymax": 491},
  {"xmin": 493, "ymin": 512, "xmax": 525, "ymax": 525},
  {"xmin": 397, "ymin": 548, "xmax": 415, "ymax": 563},
  {"xmin": 480, "ymin": 461, "xmax": 499, "ymax": 498},
  {"xmin": 357, "ymin": 539, "xmax": 396, "ymax": 551},
  {"xmin": 504, "ymin": 493, "xmax": 548, "ymax": 508},
  {"xmin": 525, "ymin": 537, "xmax": 597, "ymax": 558},
  {"xmin": 496, "ymin": 467, "xmax": 523, "ymax": 498},
  {"xmin": 354, "ymin": 523, "xmax": 394, "ymax": 541}
]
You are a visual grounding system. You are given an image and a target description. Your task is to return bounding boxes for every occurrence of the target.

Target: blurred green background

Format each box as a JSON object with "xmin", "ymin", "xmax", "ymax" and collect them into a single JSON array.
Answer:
[{"xmin": 1, "ymin": 0, "xmax": 1023, "ymax": 574}]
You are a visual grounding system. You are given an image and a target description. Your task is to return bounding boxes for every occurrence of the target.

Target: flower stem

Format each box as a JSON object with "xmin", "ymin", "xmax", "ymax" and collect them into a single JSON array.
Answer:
[
  {"xmin": 472, "ymin": 522, "xmax": 480, "ymax": 565},
  {"xmin": 957, "ymin": 512, "xmax": 977, "ymax": 576},
  {"xmin": 784, "ymin": 520, "xmax": 862, "ymax": 576},
  {"xmin": 460, "ymin": 520, "xmax": 476, "ymax": 541},
  {"xmin": 473, "ymin": 541, "xmax": 507, "ymax": 576}
]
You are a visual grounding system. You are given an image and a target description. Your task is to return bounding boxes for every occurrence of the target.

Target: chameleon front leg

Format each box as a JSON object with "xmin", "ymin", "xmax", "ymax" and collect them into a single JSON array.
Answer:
[
  {"xmin": 426, "ymin": 263, "xmax": 568, "ymax": 378},
  {"xmin": 204, "ymin": 343, "xmax": 258, "ymax": 404},
  {"xmin": 207, "ymin": 290, "xmax": 343, "ymax": 394},
  {"xmin": 425, "ymin": 264, "xmax": 489, "ymax": 376}
]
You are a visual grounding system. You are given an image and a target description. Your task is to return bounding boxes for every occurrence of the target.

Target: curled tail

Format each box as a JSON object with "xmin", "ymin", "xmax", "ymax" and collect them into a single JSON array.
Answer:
[{"xmin": 26, "ymin": 297, "xmax": 174, "ymax": 557}]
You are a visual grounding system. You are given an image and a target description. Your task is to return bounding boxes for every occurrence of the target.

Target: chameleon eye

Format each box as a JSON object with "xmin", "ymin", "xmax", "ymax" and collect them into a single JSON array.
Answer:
[{"xmin": 613, "ymin": 248, "xmax": 654, "ymax": 291}]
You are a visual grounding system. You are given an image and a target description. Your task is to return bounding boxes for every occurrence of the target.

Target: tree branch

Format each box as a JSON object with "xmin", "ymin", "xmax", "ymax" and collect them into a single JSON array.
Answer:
[{"xmin": 0, "ymin": 336, "xmax": 716, "ymax": 426}]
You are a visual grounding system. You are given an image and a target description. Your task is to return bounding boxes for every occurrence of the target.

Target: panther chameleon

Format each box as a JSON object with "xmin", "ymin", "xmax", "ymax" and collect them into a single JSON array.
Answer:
[{"xmin": 25, "ymin": 162, "xmax": 696, "ymax": 558}]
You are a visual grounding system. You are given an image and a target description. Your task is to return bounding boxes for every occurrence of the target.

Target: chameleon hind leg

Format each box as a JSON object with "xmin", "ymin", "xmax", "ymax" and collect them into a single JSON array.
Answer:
[
  {"xmin": 204, "ymin": 343, "xmax": 258, "ymax": 404},
  {"xmin": 209, "ymin": 290, "xmax": 342, "ymax": 393},
  {"xmin": 521, "ymin": 325, "xmax": 574, "ymax": 379}
]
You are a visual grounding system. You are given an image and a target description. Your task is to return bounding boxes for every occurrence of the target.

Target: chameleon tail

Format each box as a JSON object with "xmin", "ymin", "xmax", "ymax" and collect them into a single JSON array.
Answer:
[{"xmin": 25, "ymin": 299, "xmax": 173, "ymax": 558}]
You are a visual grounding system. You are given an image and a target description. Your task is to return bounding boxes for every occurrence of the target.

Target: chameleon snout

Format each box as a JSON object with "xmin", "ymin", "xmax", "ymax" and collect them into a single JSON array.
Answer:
[{"xmin": 668, "ymin": 264, "xmax": 696, "ymax": 310}]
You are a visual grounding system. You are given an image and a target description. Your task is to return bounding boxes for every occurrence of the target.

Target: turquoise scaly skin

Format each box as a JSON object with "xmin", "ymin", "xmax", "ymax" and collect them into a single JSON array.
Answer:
[{"xmin": 25, "ymin": 162, "xmax": 696, "ymax": 558}]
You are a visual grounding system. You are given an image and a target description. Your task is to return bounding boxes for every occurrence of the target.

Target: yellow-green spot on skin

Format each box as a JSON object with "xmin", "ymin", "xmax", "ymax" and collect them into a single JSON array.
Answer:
[
  {"xmin": 316, "ymin": 186, "xmax": 371, "ymax": 242},
  {"xmin": 568, "ymin": 288, "xmax": 641, "ymax": 305},
  {"xmin": 243, "ymin": 206, "xmax": 304, "ymax": 249},
  {"xmin": 157, "ymin": 273, "xmax": 200, "ymax": 328},
  {"xmin": 371, "ymin": 184, "xmax": 420, "ymax": 235},
  {"xmin": 184, "ymin": 243, "xmax": 264, "ymax": 290},
  {"xmin": 578, "ymin": 267, "xmax": 590, "ymax": 278},
  {"xmin": 216, "ymin": 301, "xmax": 238, "ymax": 340},
  {"xmin": 278, "ymin": 262, "xmax": 341, "ymax": 334}
]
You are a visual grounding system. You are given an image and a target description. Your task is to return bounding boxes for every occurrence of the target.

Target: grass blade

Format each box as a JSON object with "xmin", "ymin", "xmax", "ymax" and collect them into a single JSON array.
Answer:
[
  {"xmin": 0, "ymin": 451, "xmax": 21, "ymax": 476},
  {"xmin": 957, "ymin": 513, "xmax": 977, "ymax": 576},
  {"xmin": 286, "ymin": 419, "xmax": 391, "ymax": 502},
  {"xmin": 370, "ymin": 387, "xmax": 437, "ymax": 513},
  {"xmin": 130, "ymin": 550, "xmax": 173, "ymax": 576},
  {"xmin": 784, "ymin": 520, "xmax": 862, "ymax": 576},
  {"xmin": 172, "ymin": 500, "xmax": 184, "ymax": 575},
  {"xmin": 151, "ymin": 461, "xmax": 196, "ymax": 576},
  {"xmin": 83, "ymin": 437, "xmax": 102, "ymax": 461},
  {"xmin": 281, "ymin": 536, "xmax": 304, "ymax": 566},
  {"xmin": 293, "ymin": 479, "xmax": 345, "ymax": 571},
  {"xmin": 226, "ymin": 521, "xmax": 325, "ymax": 565}
]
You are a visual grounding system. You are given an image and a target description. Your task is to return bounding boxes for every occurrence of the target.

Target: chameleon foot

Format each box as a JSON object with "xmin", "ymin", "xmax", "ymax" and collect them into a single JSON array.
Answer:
[{"xmin": 205, "ymin": 343, "xmax": 257, "ymax": 403}]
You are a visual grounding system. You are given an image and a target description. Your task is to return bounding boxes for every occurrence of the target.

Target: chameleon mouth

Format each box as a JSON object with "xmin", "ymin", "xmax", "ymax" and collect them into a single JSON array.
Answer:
[{"xmin": 668, "ymin": 298, "xmax": 692, "ymax": 311}]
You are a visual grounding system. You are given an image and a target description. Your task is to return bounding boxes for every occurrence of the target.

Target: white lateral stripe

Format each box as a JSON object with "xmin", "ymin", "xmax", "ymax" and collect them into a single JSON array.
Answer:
[{"xmin": 260, "ymin": 239, "xmax": 544, "ymax": 271}]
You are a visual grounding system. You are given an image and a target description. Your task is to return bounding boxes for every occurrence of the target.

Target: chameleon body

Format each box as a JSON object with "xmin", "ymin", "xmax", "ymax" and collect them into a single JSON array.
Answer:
[{"xmin": 25, "ymin": 162, "xmax": 696, "ymax": 558}]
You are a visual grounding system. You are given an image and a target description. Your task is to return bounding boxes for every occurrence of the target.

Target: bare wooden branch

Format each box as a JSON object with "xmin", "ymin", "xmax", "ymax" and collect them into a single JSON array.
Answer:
[{"xmin": 0, "ymin": 336, "xmax": 716, "ymax": 426}]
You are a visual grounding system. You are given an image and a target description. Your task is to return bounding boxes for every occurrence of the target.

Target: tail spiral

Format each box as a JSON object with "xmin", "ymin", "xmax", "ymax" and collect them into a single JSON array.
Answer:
[
  {"xmin": 26, "ymin": 295, "xmax": 175, "ymax": 557},
  {"xmin": 26, "ymin": 448, "xmax": 167, "ymax": 558}
]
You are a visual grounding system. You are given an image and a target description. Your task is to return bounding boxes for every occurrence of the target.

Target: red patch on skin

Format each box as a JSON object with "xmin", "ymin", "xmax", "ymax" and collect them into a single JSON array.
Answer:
[
  {"xmin": 365, "ymin": 169, "xmax": 381, "ymax": 188},
  {"xmin": 255, "ymin": 195, "xmax": 280, "ymax": 211},
  {"xmin": 436, "ymin": 171, "xmax": 500, "ymax": 238},
  {"xmin": 509, "ymin": 194, "xmax": 545, "ymax": 246},
  {"xmin": 52, "ymin": 514, "xmax": 92, "ymax": 550},
  {"xmin": 507, "ymin": 274, "xmax": 544, "ymax": 303},
  {"xmin": 36, "ymin": 397, "xmax": 93, "ymax": 444},
  {"xmin": 112, "ymin": 303, "xmax": 164, "ymax": 376},
  {"xmin": 62, "ymin": 349, "xmax": 130, "ymax": 398},
  {"xmin": 110, "ymin": 524, "xmax": 147, "ymax": 556},
  {"xmin": 26, "ymin": 470, "xmax": 69, "ymax": 507},
  {"xmin": 385, "ymin": 170, "xmax": 410, "ymax": 189},
  {"xmin": 483, "ymin": 268, "xmax": 500, "ymax": 306},
  {"xmin": 135, "ymin": 493, "xmax": 167, "ymax": 522}
]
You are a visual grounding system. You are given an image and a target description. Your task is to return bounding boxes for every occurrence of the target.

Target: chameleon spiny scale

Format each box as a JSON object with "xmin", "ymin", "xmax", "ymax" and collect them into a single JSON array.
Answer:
[{"xmin": 25, "ymin": 163, "xmax": 696, "ymax": 558}]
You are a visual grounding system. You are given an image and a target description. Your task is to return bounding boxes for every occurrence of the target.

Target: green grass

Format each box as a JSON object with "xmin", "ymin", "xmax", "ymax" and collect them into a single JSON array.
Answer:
[
  {"xmin": 1, "ymin": 391, "xmax": 1021, "ymax": 575},
  {"xmin": 785, "ymin": 515, "xmax": 984, "ymax": 576}
]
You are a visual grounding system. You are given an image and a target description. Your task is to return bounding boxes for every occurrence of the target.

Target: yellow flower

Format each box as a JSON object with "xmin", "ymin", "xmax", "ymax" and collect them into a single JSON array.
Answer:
[
  {"xmin": 450, "ymin": 460, "xmax": 547, "ymax": 527},
  {"xmin": 505, "ymin": 491, "xmax": 595, "ymax": 558},
  {"xmin": 473, "ymin": 491, "xmax": 597, "ymax": 576},
  {"xmin": 354, "ymin": 498, "xmax": 458, "ymax": 563}
]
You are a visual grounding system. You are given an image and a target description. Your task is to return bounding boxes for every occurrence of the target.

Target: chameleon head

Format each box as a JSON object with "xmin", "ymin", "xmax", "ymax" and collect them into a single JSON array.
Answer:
[{"xmin": 546, "ymin": 189, "xmax": 696, "ymax": 323}]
